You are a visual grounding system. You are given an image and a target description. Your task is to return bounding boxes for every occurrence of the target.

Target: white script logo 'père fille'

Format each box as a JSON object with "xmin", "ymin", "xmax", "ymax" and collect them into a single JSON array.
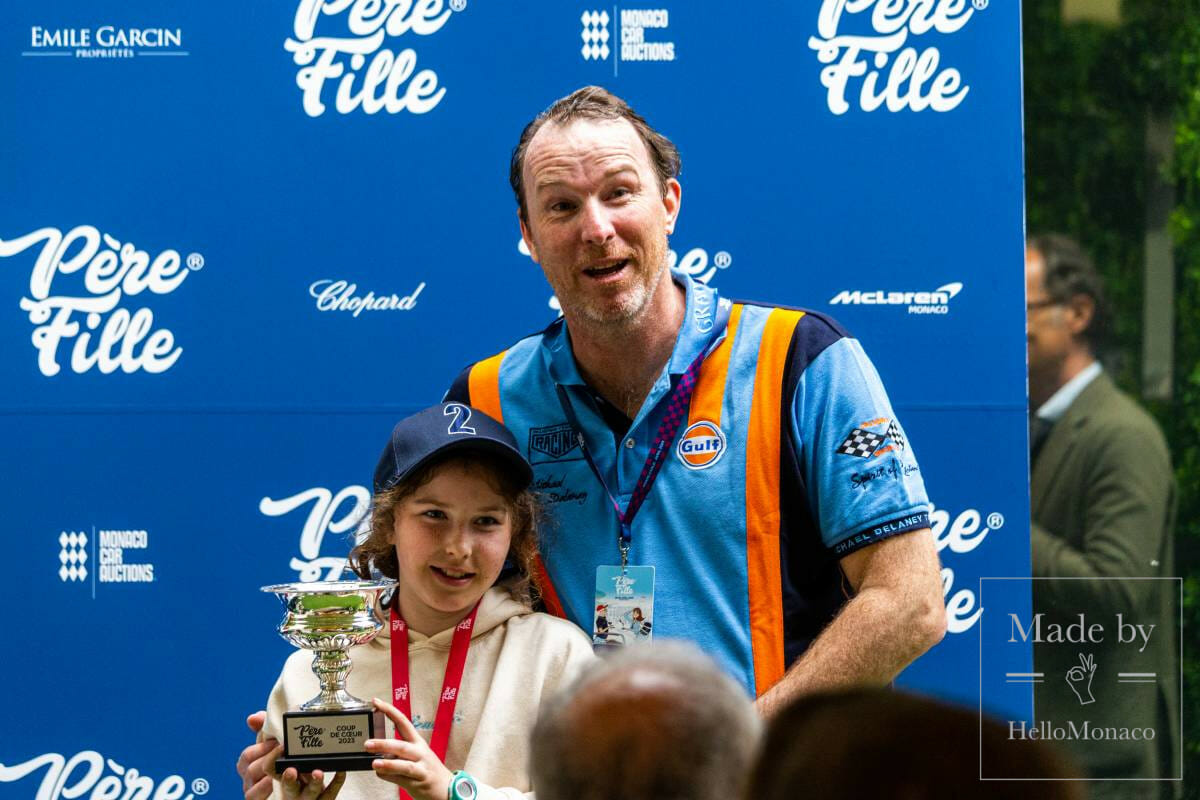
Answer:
[
  {"xmin": 284, "ymin": 0, "xmax": 463, "ymax": 117},
  {"xmin": 809, "ymin": 0, "xmax": 978, "ymax": 115},
  {"xmin": 0, "ymin": 750, "xmax": 204, "ymax": 800},
  {"xmin": 0, "ymin": 225, "xmax": 196, "ymax": 376},
  {"xmin": 260, "ymin": 485, "xmax": 370, "ymax": 581}
]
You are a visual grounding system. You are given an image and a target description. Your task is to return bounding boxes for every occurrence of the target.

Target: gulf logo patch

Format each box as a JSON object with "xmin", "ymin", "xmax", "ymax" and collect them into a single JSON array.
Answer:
[{"xmin": 676, "ymin": 421, "xmax": 726, "ymax": 470}]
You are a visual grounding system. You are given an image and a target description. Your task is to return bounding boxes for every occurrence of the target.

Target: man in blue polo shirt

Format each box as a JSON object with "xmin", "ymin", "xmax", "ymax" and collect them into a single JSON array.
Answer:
[
  {"xmin": 443, "ymin": 86, "xmax": 944, "ymax": 709},
  {"xmin": 239, "ymin": 86, "xmax": 944, "ymax": 798}
]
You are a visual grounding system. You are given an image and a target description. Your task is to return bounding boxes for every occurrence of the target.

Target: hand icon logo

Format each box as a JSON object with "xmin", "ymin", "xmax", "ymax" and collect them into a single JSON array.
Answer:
[{"xmin": 1065, "ymin": 653, "xmax": 1097, "ymax": 705}]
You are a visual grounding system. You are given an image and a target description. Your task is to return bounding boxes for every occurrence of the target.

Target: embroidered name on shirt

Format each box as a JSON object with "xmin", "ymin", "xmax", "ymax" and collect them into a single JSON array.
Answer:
[{"xmin": 834, "ymin": 513, "xmax": 929, "ymax": 554}]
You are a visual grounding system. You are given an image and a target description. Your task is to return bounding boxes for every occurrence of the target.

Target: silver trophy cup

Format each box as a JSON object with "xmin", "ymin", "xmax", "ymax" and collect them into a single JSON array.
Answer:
[{"xmin": 262, "ymin": 580, "xmax": 396, "ymax": 773}]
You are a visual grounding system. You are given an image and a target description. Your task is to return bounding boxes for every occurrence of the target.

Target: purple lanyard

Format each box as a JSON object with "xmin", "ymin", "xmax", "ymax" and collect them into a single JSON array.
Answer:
[{"xmin": 553, "ymin": 302, "xmax": 729, "ymax": 568}]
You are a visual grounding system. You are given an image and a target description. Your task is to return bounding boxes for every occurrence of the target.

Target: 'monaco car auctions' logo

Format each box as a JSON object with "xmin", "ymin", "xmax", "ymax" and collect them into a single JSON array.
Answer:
[
  {"xmin": 0, "ymin": 225, "xmax": 201, "ymax": 376},
  {"xmin": 58, "ymin": 528, "xmax": 158, "ymax": 592},
  {"xmin": 580, "ymin": 7, "xmax": 676, "ymax": 65},
  {"xmin": 676, "ymin": 421, "xmax": 726, "ymax": 470},
  {"xmin": 284, "ymin": 0, "xmax": 467, "ymax": 117},
  {"xmin": 808, "ymin": 0, "xmax": 986, "ymax": 115}
]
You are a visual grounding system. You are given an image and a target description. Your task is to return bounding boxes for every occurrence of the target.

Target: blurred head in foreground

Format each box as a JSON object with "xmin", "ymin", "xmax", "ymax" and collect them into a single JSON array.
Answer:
[
  {"xmin": 530, "ymin": 641, "xmax": 761, "ymax": 800},
  {"xmin": 745, "ymin": 688, "xmax": 1084, "ymax": 800}
]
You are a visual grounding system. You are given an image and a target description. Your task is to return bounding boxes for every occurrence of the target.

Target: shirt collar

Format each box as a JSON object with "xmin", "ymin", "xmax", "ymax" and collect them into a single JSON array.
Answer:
[
  {"xmin": 542, "ymin": 268, "xmax": 725, "ymax": 387},
  {"xmin": 1036, "ymin": 360, "xmax": 1101, "ymax": 422}
]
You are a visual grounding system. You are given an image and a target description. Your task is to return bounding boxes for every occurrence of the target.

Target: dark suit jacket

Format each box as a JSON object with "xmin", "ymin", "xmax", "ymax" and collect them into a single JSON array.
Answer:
[{"xmin": 1031, "ymin": 371, "xmax": 1179, "ymax": 793}]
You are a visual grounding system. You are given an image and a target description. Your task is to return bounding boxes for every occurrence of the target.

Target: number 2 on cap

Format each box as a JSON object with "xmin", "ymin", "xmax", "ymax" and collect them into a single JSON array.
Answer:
[{"xmin": 445, "ymin": 403, "xmax": 476, "ymax": 435}]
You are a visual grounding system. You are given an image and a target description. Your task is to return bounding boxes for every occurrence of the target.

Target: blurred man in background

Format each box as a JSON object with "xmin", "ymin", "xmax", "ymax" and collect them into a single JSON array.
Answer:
[{"xmin": 1026, "ymin": 233, "xmax": 1179, "ymax": 797}]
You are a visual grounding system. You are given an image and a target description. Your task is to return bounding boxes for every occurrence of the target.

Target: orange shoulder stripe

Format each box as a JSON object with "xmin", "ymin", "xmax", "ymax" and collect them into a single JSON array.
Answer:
[
  {"xmin": 688, "ymin": 304, "xmax": 743, "ymax": 428},
  {"xmin": 467, "ymin": 351, "xmax": 506, "ymax": 423},
  {"xmin": 466, "ymin": 350, "xmax": 566, "ymax": 619},
  {"xmin": 746, "ymin": 307, "xmax": 805, "ymax": 696}
]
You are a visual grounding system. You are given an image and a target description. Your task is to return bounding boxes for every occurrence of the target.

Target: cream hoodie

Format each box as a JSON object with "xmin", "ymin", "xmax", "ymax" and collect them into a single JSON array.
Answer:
[{"xmin": 264, "ymin": 584, "xmax": 594, "ymax": 800}]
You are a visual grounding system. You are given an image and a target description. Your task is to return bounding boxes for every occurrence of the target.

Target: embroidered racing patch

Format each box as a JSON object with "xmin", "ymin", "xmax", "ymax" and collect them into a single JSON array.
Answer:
[
  {"xmin": 835, "ymin": 427, "xmax": 887, "ymax": 458},
  {"xmin": 528, "ymin": 423, "xmax": 583, "ymax": 464}
]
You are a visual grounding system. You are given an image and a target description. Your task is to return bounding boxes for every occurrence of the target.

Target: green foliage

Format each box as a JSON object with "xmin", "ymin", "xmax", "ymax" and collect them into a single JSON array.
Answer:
[
  {"xmin": 1023, "ymin": 0, "xmax": 1200, "ymax": 793},
  {"xmin": 1170, "ymin": 10, "xmax": 1200, "ymax": 789}
]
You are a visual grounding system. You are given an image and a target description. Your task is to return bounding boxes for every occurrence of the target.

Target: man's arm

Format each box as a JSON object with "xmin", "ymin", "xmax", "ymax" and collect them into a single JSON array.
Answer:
[{"xmin": 754, "ymin": 529, "xmax": 945, "ymax": 718}]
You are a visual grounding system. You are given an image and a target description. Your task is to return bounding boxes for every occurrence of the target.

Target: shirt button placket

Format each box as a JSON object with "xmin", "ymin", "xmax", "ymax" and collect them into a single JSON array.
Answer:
[{"xmin": 618, "ymin": 433, "xmax": 639, "ymax": 496}]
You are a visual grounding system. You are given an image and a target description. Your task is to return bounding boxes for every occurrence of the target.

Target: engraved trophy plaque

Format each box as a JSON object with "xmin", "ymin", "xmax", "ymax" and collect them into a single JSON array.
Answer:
[{"xmin": 262, "ymin": 580, "xmax": 396, "ymax": 773}]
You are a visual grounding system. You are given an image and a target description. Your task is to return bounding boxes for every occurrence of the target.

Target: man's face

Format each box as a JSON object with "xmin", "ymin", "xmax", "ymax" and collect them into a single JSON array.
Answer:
[
  {"xmin": 1025, "ymin": 246, "xmax": 1071, "ymax": 383},
  {"xmin": 519, "ymin": 118, "xmax": 681, "ymax": 326}
]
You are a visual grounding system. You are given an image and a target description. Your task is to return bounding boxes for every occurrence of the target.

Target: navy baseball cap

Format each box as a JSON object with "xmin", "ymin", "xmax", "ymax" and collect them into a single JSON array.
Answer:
[{"xmin": 373, "ymin": 402, "xmax": 534, "ymax": 493}]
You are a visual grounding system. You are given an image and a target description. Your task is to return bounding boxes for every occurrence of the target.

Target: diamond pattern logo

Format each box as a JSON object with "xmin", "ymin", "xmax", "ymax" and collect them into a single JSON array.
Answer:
[
  {"xmin": 58, "ymin": 531, "xmax": 88, "ymax": 582},
  {"xmin": 581, "ymin": 10, "xmax": 610, "ymax": 61}
]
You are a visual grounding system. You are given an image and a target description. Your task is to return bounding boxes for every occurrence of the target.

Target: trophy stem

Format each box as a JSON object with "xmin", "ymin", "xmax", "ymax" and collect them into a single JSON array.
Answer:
[{"xmin": 303, "ymin": 649, "xmax": 369, "ymax": 711}]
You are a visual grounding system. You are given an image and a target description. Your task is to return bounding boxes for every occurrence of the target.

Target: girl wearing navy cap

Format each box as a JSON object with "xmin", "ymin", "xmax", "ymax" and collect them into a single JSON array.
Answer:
[{"xmin": 263, "ymin": 403, "xmax": 594, "ymax": 800}]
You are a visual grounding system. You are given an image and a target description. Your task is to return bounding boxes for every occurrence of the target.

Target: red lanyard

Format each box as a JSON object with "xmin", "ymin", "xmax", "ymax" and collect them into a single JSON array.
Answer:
[{"xmin": 388, "ymin": 601, "xmax": 480, "ymax": 800}]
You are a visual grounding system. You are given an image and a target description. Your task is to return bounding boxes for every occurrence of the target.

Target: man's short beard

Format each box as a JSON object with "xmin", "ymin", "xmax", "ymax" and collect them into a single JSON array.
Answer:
[
  {"xmin": 567, "ymin": 278, "xmax": 654, "ymax": 326},
  {"xmin": 564, "ymin": 240, "xmax": 671, "ymax": 329}
]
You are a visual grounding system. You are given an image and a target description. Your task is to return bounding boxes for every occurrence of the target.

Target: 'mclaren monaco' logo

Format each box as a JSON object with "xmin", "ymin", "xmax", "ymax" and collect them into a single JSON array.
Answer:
[{"xmin": 676, "ymin": 421, "xmax": 726, "ymax": 470}]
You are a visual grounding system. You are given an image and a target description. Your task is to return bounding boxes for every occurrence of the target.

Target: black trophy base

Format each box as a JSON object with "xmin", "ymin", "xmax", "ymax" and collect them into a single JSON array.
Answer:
[
  {"xmin": 276, "ymin": 752, "xmax": 379, "ymax": 773},
  {"xmin": 275, "ymin": 707, "xmax": 385, "ymax": 774}
]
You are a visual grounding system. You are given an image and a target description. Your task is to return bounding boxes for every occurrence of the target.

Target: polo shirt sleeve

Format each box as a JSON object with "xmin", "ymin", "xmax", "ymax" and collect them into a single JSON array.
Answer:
[{"xmin": 788, "ymin": 333, "xmax": 930, "ymax": 557}]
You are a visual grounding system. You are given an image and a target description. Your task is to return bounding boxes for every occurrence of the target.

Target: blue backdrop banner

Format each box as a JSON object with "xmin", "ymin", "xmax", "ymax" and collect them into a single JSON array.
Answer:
[{"xmin": 3, "ymin": 1, "xmax": 1029, "ymax": 796}]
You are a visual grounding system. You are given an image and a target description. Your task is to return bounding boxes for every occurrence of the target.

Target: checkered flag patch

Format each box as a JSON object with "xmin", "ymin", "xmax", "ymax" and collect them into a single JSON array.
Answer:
[
  {"xmin": 886, "ymin": 420, "xmax": 906, "ymax": 451},
  {"xmin": 836, "ymin": 428, "xmax": 885, "ymax": 458}
]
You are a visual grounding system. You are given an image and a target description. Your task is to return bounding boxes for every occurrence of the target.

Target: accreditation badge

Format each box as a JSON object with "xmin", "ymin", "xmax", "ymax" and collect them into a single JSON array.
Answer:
[{"xmin": 593, "ymin": 565, "xmax": 654, "ymax": 648}]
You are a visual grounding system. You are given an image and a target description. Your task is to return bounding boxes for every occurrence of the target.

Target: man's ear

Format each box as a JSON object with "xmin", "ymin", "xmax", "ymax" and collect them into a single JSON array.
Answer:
[
  {"xmin": 519, "ymin": 211, "xmax": 539, "ymax": 264},
  {"xmin": 1065, "ymin": 294, "xmax": 1095, "ymax": 337},
  {"xmin": 663, "ymin": 178, "xmax": 682, "ymax": 235}
]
